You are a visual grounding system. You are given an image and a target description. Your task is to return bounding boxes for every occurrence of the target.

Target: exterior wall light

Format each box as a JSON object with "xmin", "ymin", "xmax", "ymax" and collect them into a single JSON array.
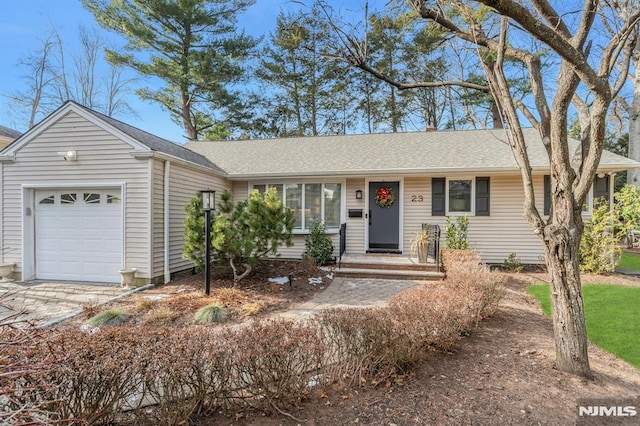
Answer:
[
  {"xmin": 355, "ymin": 189, "xmax": 363, "ymax": 200},
  {"xmin": 57, "ymin": 150, "xmax": 77, "ymax": 161}
]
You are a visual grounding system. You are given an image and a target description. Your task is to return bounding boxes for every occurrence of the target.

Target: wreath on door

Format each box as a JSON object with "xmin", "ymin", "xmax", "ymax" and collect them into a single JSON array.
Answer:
[{"xmin": 375, "ymin": 187, "xmax": 395, "ymax": 208}]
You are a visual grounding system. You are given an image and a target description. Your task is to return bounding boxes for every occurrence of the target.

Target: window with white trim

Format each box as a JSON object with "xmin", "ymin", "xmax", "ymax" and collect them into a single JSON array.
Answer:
[
  {"xmin": 447, "ymin": 179, "xmax": 473, "ymax": 214},
  {"xmin": 253, "ymin": 182, "xmax": 342, "ymax": 231},
  {"xmin": 432, "ymin": 177, "xmax": 490, "ymax": 216}
]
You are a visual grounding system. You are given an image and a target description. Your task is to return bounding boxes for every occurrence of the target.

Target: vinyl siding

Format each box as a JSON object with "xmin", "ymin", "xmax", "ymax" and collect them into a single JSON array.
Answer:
[
  {"xmin": 402, "ymin": 176, "xmax": 430, "ymax": 255},
  {"xmin": 151, "ymin": 159, "xmax": 165, "ymax": 278},
  {"xmin": 1, "ymin": 111, "xmax": 150, "ymax": 278},
  {"xmin": 406, "ymin": 173, "xmax": 547, "ymax": 264},
  {"xmin": 165, "ymin": 162, "xmax": 229, "ymax": 276},
  {"xmin": 232, "ymin": 181, "xmax": 249, "ymax": 202},
  {"xmin": 345, "ymin": 178, "xmax": 365, "ymax": 254}
]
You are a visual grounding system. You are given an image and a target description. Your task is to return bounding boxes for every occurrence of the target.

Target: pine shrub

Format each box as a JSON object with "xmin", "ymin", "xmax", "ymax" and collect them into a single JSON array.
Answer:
[{"xmin": 304, "ymin": 219, "xmax": 334, "ymax": 265}]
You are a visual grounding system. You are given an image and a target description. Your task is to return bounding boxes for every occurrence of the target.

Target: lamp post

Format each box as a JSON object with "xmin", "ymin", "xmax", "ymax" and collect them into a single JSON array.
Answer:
[{"xmin": 200, "ymin": 189, "xmax": 216, "ymax": 296}]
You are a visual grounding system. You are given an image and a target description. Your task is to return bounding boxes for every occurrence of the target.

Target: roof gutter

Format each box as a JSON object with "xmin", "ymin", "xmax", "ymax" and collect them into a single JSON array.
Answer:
[
  {"xmin": 131, "ymin": 151, "xmax": 228, "ymax": 177},
  {"xmin": 223, "ymin": 163, "xmax": 640, "ymax": 181}
]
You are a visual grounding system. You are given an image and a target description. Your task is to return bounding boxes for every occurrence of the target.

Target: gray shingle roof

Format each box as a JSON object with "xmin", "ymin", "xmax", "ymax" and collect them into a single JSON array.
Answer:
[
  {"xmin": 69, "ymin": 101, "xmax": 225, "ymax": 174},
  {"xmin": 0, "ymin": 125, "xmax": 21, "ymax": 139},
  {"xmin": 186, "ymin": 128, "xmax": 640, "ymax": 178}
]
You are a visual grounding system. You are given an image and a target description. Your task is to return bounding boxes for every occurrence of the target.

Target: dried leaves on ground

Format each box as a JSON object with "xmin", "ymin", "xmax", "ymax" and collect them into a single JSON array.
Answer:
[
  {"xmin": 71, "ymin": 260, "xmax": 330, "ymax": 328},
  {"xmin": 228, "ymin": 273, "xmax": 640, "ymax": 425}
]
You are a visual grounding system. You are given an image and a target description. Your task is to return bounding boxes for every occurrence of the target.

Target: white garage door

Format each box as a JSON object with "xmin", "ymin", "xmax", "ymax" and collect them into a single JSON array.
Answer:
[{"xmin": 35, "ymin": 189, "xmax": 122, "ymax": 283}]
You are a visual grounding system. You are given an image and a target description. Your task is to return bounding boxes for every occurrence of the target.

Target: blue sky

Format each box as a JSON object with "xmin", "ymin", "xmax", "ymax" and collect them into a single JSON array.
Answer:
[{"xmin": 0, "ymin": 0, "xmax": 372, "ymax": 142}]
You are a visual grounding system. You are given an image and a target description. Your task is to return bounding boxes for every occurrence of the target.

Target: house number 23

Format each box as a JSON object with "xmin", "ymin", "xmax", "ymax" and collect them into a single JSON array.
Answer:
[{"xmin": 411, "ymin": 195, "xmax": 424, "ymax": 202}]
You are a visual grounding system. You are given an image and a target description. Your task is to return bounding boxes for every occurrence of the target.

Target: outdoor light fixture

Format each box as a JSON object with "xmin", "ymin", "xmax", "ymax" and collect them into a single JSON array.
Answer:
[
  {"xmin": 200, "ymin": 189, "xmax": 216, "ymax": 296},
  {"xmin": 57, "ymin": 150, "xmax": 77, "ymax": 161},
  {"xmin": 355, "ymin": 189, "xmax": 363, "ymax": 200},
  {"xmin": 201, "ymin": 189, "xmax": 216, "ymax": 211}
]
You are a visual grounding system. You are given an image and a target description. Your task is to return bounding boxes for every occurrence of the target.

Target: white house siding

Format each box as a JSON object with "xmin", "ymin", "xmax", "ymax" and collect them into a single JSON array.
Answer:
[
  {"xmin": 466, "ymin": 174, "xmax": 545, "ymax": 264},
  {"xmin": 231, "ymin": 181, "xmax": 249, "ymax": 202},
  {"xmin": 1, "ymin": 111, "xmax": 150, "ymax": 279},
  {"xmin": 402, "ymin": 176, "xmax": 430, "ymax": 256},
  {"xmin": 345, "ymin": 178, "xmax": 365, "ymax": 254},
  {"xmin": 164, "ymin": 161, "xmax": 229, "ymax": 278},
  {"xmin": 400, "ymin": 173, "xmax": 547, "ymax": 264},
  {"xmin": 151, "ymin": 159, "xmax": 165, "ymax": 279}
]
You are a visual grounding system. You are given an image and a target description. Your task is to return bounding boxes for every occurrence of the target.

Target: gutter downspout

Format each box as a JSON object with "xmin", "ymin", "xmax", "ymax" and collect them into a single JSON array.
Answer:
[{"xmin": 164, "ymin": 160, "xmax": 171, "ymax": 284}]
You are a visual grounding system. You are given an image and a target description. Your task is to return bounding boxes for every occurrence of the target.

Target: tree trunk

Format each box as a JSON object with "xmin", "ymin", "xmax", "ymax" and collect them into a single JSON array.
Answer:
[
  {"xmin": 628, "ymin": 104, "xmax": 640, "ymax": 185},
  {"xmin": 230, "ymin": 259, "xmax": 251, "ymax": 286},
  {"xmin": 627, "ymin": 35, "xmax": 640, "ymax": 186},
  {"xmin": 542, "ymin": 198, "xmax": 592, "ymax": 379}
]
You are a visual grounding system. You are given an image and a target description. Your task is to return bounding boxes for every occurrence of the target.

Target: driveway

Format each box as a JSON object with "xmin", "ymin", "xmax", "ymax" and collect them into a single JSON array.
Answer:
[{"xmin": 0, "ymin": 281, "xmax": 150, "ymax": 327}]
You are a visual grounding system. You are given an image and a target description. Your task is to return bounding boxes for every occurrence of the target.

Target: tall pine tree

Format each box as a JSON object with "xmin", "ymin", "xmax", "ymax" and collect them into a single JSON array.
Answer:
[{"xmin": 83, "ymin": 0, "xmax": 258, "ymax": 140}]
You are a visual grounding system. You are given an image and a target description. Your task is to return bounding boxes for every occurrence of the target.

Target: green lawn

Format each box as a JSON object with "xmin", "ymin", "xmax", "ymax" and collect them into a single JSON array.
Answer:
[
  {"xmin": 527, "ymin": 284, "xmax": 640, "ymax": 369},
  {"xmin": 618, "ymin": 252, "xmax": 640, "ymax": 271}
]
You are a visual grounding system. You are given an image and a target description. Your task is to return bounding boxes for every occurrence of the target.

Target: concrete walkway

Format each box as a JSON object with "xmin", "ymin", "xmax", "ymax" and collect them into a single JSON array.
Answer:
[{"xmin": 0, "ymin": 281, "xmax": 150, "ymax": 327}]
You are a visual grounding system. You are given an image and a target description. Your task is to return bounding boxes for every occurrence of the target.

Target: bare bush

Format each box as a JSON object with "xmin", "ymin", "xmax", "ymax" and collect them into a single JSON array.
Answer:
[
  {"xmin": 1, "ymin": 310, "xmax": 62, "ymax": 425},
  {"xmin": 441, "ymin": 249, "xmax": 482, "ymax": 273},
  {"xmin": 36, "ymin": 328, "xmax": 146, "ymax": 424},
  {"xmin": 445, "ymin": 255, "xmax": 506, "ymax": 324},
  {"xmin": 390, "ymin": 283, "xmax": 479, "ymax": 351},
  {"xmin": 314, "ymin": 307, "xmax": 419, "ymax": 386},
  {"xmin": 227, "ymin": 319, "xmax": 324, "ymax": 414},
  {"xmin": 134, "ymin": 327, "xmax": 234, "ymax": 425}
]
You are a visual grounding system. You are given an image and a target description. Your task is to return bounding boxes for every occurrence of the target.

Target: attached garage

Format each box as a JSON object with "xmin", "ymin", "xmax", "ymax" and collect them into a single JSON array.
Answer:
[
  {"xmin": 34, "ymin": 188, "xmax": 122, "ymax": 283},
  {"xmin": 0, "ymin": 101, "xmax": 229, "ymax": 284}
]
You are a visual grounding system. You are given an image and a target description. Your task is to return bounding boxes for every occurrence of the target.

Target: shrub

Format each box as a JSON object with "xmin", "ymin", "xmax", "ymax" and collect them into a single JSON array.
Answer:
[
  {"xmin": 441, "ymin": 249, "xmax": 481, "ymax": 273},
  {"xmin": 227, "ymin": 319, "xmax": 324, "ymax": 412},
  {"xmin": 304, "ymin": 219, "xmax": 334, "ymax": 265},
  {"xmin": 134, "ymin": 328, "xmax": 235, "ymax": 425},
  {"xmin": 615, "ymin": 184, "xmax": 640, "ymax": 232},
  {"xmin": 86, "ymin": 308, "xmax": 130, "ymax": 326},
  {"xmin": 389, "ymin": 283, "xmax": 475, "ymax": 350},
  {"xmin": 444, "ymin": 215, "xmax": 469, "ymax": 249},
  {"xmin": 444, "ymin": 256, "xmax": 506, "ymax": 324},
  {"xmin": 1, "ymin": 314, "xmax": 64, "ymax": 425},
  {"xmin": 32, "ymin": 329, "xmax": 146, "ymax": 424},
  {"xmin": 211, "ymin": 188, "xmax": 295, "ymax": 283},
  {"xmin": 580, "ymin": 202, "xmax": 623, "ymax": 273},
  {"xmin": 315, "ymin": 308, "xmax": 407, "ymax": 386},
  {"xmin": 182, "ymin": 193, "xmax": 209, "ymax": 271},
  {"xmin": 503, "ymin": 252, "xmax": 523, "ymax": 272},
  {"xmin": 194, "ymin": 302, "xmax": 228, "ymax": 324}
]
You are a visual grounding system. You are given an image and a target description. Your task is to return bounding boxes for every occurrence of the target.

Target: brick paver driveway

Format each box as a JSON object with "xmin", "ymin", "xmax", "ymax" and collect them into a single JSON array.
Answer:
[{"xmin": 0, "ymin": 281, "xmax": 133, "ymax": 326}]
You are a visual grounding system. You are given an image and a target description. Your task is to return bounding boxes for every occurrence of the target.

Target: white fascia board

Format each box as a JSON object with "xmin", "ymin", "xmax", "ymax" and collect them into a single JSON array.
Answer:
[
  {"xmin": 225, "ymin": 167, "xmax": 528, "ymax": 180},
  {"xmin": 131, "ymin": 151, "xmax": 228, "ymax": 177}
]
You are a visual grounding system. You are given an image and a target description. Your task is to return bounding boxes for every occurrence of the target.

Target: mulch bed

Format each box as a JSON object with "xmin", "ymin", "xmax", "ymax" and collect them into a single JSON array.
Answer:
[
  {"xmin": 216, "ymin": 272, "xmax": 640, "ymax": 425},
  {"xmin": 63, "ymin": 260, "xmax": 330, "ymax": 328}
]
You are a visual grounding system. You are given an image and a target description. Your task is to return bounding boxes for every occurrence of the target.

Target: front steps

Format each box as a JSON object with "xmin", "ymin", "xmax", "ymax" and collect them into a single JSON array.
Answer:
[{"xmin": 336, "ymin": 253, "xmax": 444, "ymax": 281}]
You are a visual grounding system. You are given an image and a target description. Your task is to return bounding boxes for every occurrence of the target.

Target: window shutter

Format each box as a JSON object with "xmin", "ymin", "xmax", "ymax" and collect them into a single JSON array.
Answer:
[
  {"xmin": 432, "ymin": 178, "xmax": 445, "ymax": 216},
  {"xmin": 543, "ymin": 175, "xmax": 551, "ymax": 216},
  {"xmin": 593, "ymin": 175, "xmax": 610, "ymax": 207},
  {"xmin": 476, "ymin": 177, "xmax": 490, "ymax": 216}
]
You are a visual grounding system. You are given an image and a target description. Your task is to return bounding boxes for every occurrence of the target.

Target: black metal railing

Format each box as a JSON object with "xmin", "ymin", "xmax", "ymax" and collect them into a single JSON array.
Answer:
[
  {"xmin": 425, "ymin": 224, "xmax": 441, "ymax": 272},
  {"xmin": 338, "ymin": 223, "xmax": 347, "ymax": 267}
]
